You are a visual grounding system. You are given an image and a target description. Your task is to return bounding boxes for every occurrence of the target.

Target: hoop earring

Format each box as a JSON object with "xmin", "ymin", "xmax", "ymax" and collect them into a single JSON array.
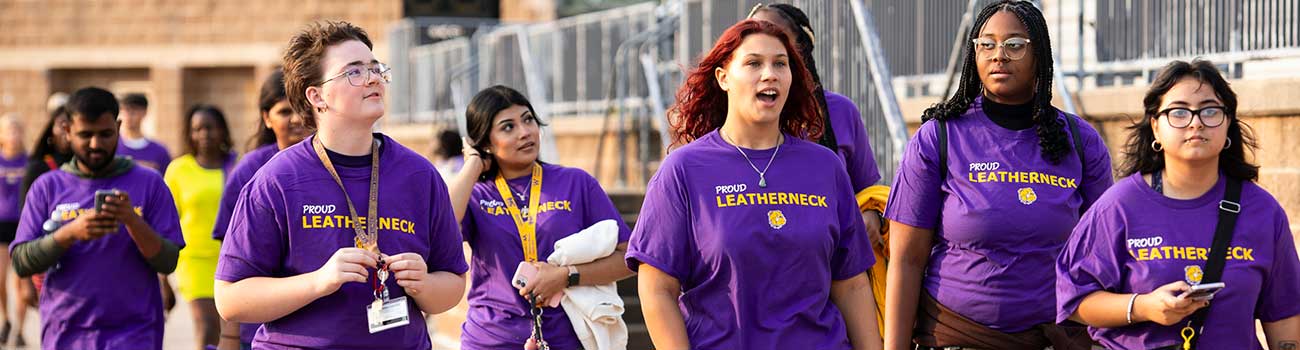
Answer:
[
  {"xmin": 1224, "ymin": 138, "xmax": 1232, "ymax": 150},
  {"xmin": 1151, "ymin": 140, "xmax": 1163, "ymax": 152}
]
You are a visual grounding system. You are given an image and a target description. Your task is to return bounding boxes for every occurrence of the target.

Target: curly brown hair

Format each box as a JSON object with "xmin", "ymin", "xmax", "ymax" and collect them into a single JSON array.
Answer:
[{"xmin": 281, "ymin": 21, "xmax": 372, "ymax": 129}]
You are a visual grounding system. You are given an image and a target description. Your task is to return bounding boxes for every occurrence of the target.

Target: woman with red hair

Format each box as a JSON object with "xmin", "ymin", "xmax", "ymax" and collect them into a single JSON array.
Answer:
[{"xmin": 625, "ymin": 20, "xmax": 882, "ymax": 350}]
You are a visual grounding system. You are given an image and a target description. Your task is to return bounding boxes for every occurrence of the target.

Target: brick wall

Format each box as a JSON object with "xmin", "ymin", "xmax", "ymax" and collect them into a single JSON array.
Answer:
[{"xmin": 0, "ymin": 0, "xmax": 404, "ymax": 157}]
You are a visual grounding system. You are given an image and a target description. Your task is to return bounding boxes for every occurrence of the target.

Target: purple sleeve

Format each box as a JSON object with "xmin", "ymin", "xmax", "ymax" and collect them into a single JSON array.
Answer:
[
  {"xmin": 212, "ymin": 168, "xmax": 252, "ymax": 240},
  {"xmin": 425, "ymin": 172, "xmax": 468, "ymax": 275},
  {"xmin": 153, "ymin": 143, "xmax": 172, "ymax": 173},
  {"xmin": 10, "ymin": 176, "xmax": 50, "ymax": 254},
  {"xmin": 831, "ymin": 162, "xmax": 874, "ymax": 280},
  {"xmin": 1055, "ymin": 202, "xmax": 1125, "ymax": 323},
  {"xmin": 625, "ymin": 161, "xmax": 693, "ymax": 281},
  {"xmin": 1074, "ymin": 116, "xmax": 1114, "ymax": 213},
  {"xmin": 215, "ymin": 179, "xmax": 288, "ymax": 282},
  {"xmin": 145, "ymin": 176, "xmax": 184, "ymax": 248},
  {"xmin": 883, "ymin": 122, "xmax": 944, "ymax": 229},
  {"xmin": 1256, "ymin": 209, "xmax": 1300, "ymax": 322},
  {"xmin": 834, "ymin": 97, "xmax": 881, "ymax": 192},
  {"xmin": 579, "ymin": 170, "xmax": 631, "ymax": 243}
]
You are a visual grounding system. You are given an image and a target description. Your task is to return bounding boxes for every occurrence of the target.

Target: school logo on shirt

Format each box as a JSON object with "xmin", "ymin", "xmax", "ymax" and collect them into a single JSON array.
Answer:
[
  {"xmin": 1017, "ymin": 187, "xmax": 1038, "ymax": 205},
  {"xmin": 767, "ymin": 210, "xmax": 787, "ymax": 229},
  {"xmin": 1185, "ymin": 265, "xmax": 1204, "ymax": 285}
]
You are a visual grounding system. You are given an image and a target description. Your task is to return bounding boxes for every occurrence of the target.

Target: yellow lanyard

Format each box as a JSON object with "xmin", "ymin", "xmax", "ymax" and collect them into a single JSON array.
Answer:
[
  {"xmin": 495, "ymin": 163, "xmax": 544, "ymax": 262},
  {"xmin": 312, "ymin": 136, "xmax": 382, "ymax": 254}
]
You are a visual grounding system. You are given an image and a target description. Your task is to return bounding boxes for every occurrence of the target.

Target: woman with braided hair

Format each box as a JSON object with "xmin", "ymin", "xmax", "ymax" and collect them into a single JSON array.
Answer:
[
  {"xmin": 882, "ymin": 1, "xmax": 1113, "ymax": 349},
  {"xmin": 747, "ymin": 2, "xmax": 885, "ymax": 245}
]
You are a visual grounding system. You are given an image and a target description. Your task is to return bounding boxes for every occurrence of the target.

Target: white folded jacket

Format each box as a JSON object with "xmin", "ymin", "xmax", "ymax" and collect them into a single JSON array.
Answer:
[{"xmin": 546, "ymin": 219, "xmax": 628, "ymax": 350}]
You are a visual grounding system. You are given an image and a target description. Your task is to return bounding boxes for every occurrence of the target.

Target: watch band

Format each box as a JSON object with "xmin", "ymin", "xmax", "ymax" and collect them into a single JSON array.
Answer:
[{"xmin": 566, "ymin": 265, "xmax": 580, "ymax": 287}]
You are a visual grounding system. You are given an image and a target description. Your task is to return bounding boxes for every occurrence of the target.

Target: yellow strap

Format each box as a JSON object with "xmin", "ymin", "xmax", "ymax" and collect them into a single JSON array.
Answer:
[
  {"xmin": 496, "ymin": 163, "xmax": 544, "ymax": 262},
  {"xmin": 311, "ymin": 136, "xmax": 381, "ymax": 254}
]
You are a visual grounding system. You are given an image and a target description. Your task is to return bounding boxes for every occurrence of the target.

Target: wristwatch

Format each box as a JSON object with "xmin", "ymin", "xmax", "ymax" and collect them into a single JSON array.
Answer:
[{"xmin": 566, "ymin": 265, "xmax": 580, "ymax": 287}]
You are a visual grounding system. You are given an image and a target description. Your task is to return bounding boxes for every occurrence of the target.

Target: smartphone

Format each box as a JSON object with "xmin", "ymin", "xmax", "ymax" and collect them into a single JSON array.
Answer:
[
  {"xmin": 93, "ymin": 189, "xmax": 118, "ymax": 212},
  {"xmin": 510, "ymin": 262, "xmax": 562, "ymax": 308},
  {"xmin": 512, "ymin": 262, "xmax": 539, "ymax": 290},
  {"xmin": 1178, "ymin": 282, "xmax": 1226, "ymax": 301}
]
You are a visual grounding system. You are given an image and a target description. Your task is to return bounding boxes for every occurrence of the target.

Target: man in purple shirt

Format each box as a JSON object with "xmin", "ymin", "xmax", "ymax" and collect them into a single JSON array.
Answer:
[
  {"xmin": 116, "ymin": 93, "xmax": 172, "ymax": 173},
  {"xmin": 9, "ymin": 87, "xmax": 184, "ymax": 350}
]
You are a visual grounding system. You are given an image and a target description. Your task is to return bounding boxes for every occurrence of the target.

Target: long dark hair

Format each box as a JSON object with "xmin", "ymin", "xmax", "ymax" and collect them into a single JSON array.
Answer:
[
  {"xmin": 32, "ymin": 106, "xmax": 70, "ymax": 165},
  {"xmin": 1119, "ymin": 59, "xmax": 1258, "ymax": 181},
  {"xmin": 248, "ymin": 69, "xmax": 289, "ymax": 151},
  {"xmin": 464, "ymin": 85, "xmax": 548, "ymax": 181},
  {"xmin": 183, "ymin": 104, "xmax": 234, "ymax": 157},
  {"xmin": 921, "ymin": 0, "xmax": 1069, "ymax": 164},
  {"xmin": 750, "ymin": 3, "xmax": 837, "ymax": 151}
]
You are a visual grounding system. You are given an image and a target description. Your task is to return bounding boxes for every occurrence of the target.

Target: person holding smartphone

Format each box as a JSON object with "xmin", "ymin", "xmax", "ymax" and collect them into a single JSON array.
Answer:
[
  {"xmin": 9, "ymin": 87, "xmax": 184, "ymax": 349},
  {"xmin": 446, "ymin": 85, "xmax": 634, "ymax": 350},
  {"xmin": 1057, "ymin": 60, "xmax": 1300, "ymax": 349}
]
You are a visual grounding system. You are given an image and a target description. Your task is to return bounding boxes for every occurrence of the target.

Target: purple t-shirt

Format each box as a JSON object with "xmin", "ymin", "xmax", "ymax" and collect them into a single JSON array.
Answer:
[
  {"xmin": 625, "ymin": 130, "xmax": 874, "ymax": 350},
  {"xmin": 215, "ymin": 134, "xmax": 469, "ymax": 349},
  {"xmin": 460, "ymin": 163, "xmax": 631, "ymax": 350},
  {"xmin": 825, "ymin": 91, "xmax": 882, "ymax": 192},
  {"xmin": 117, "ymin": 138, "xmax": 171, "ymax": 173},
  {"xmin": 212, "ymin": 144, "xmax": 279, "ymax": 241},
  {"xmin": 883, "ymin": 97, "xmax": 1114, "ymax": 332},
  {"xmin": 11, "ymin": 164, "xmax": 184, "ymax": 350},
  {"xmin": 209, "ymin": 143, "xmax": 280, "ymax": 343},
  {"xmin": 0, "ymin": 153, "xmax": 28, "ymax": 222},
  {"xmin": 1057, "ymin": 173, "xmax": 1300, "ymax": 349}
]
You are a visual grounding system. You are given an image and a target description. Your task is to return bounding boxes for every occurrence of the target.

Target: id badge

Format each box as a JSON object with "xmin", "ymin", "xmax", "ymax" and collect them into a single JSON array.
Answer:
[{"xmin": 366, "ymin": 296, "xmax": 410, "ymax": 334}]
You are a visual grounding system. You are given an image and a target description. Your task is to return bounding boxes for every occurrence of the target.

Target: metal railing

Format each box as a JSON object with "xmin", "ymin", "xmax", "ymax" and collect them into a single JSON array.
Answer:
[{"xmin": 389, "ymin": 0, "xmax": 913, "ymax": 187}]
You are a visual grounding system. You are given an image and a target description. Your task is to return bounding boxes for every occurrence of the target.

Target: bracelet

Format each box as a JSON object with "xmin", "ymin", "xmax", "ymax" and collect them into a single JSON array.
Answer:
[{"xmin": 1126, "ymin": 293, "xmax": 1140, "ymax": 324}]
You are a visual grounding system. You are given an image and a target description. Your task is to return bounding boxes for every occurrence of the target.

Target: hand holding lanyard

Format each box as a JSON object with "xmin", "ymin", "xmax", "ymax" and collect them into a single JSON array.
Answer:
[
  {"xmin": 497, "ymin": 163, "xmax": 552, "ymax": 349},
  {"xmin": 312, "ymin": 136, "xmax": 410, "ymax": 333}
]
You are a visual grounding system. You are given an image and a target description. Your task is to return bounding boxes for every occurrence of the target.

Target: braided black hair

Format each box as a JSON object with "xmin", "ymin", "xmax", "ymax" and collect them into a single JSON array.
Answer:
[
  {"xmin": 921, "ymin": 0, "xmax": 1070, "ymax": 164},
  {"xmin": 754, "ymin": 4, "xmax": 838, "ymax": 151}
]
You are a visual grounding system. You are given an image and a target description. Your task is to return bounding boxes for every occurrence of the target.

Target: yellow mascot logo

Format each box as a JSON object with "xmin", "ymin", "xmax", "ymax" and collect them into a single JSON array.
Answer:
[
  {"xmin": 767, "ymin": 210, "xmax": 787, "ymax": 229},
  {"xmin": 1184, "ymin": 265, "xmax": 1204, "ymax": 285},
  {"xmin": 1017, "ymin": 187, "xmax": 1038, "ymax": 205}
]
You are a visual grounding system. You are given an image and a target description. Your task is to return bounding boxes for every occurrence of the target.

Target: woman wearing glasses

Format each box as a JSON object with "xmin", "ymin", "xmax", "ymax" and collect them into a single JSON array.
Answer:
[
  {"xmin": 883, "ymin": 1, "xmax": 1112, "ymax": 349},
  {"xmin": 213, "ymin": 21, "xmax": 468, "ymax": 349},
  {"xmin": 1056, "ymin": 60, "xmax": 1300, "ymax": 349}
]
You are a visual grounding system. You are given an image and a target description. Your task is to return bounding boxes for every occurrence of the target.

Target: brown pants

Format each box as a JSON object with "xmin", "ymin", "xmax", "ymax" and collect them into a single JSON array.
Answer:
[{"xmin": 913, "ymin": 292, "xmax": 1095, "ymax": 350}]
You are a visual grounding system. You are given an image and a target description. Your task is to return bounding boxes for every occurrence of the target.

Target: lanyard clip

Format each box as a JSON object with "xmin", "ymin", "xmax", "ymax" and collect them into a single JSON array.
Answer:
[
  {"xmin": 527, "ymin": 294, "xmax": 549, "ymax": 350},
  {"xmin": 1180, "ymin": 322, "xmax": 1195, "ymax": 350}
]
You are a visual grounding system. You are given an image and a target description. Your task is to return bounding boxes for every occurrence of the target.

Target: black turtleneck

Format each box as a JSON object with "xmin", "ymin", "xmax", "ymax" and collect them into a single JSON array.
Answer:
[{"xmin": 981, "ymin": 97, "xmax": 1036, "ymax": 131}]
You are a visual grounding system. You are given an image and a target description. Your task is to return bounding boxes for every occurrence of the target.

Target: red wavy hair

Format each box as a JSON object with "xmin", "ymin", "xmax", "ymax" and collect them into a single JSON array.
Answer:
[{"xmin": 669, "ymin": 19, "xmax": 822, "ymax": 148}]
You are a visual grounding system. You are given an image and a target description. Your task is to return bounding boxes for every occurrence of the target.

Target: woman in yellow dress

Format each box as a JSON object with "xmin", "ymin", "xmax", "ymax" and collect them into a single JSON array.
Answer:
[{"xmin": 164, "ymin": 104, "xmax": 235, "ymax": 350}]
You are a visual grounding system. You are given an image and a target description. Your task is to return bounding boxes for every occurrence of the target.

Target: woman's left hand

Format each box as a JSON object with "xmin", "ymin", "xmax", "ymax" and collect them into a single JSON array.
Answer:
[
  {"xmin": 518, "ymin": 262, "xmax": 568, "ymax": 304},
  {"xmin": 386, "ymin": 253, "xmax": 432, "ymax": 295}
]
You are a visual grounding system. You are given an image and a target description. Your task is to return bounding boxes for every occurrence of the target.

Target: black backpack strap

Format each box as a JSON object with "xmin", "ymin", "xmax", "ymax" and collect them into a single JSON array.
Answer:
[
  {"xmin": 936, "ymin": 119, "xmax": 948, "ymax": 182},
  {"xmin": 1065, "ymin": 114, "xmax": 1085, "ymax": 171},
  {"xmin": 1185, "ymin": 178, "xmax": 1244, "ymax": 349}
]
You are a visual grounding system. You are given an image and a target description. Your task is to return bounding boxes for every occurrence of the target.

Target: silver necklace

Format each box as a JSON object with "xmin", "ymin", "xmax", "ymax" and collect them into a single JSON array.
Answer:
[{"xmin": 721, "ymin": 129, "xmax": 781, "ymax": 188}]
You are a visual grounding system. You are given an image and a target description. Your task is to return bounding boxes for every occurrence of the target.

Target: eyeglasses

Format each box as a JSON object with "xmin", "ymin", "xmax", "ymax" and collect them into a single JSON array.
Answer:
[
  {"xmin": 1158, "ymin": 106, "xmax": 1228, "ymax": 128},
  {"xmin": 972, "ymin": 37, "xmax": 1032, "ymax": 60},
  {"xmin": 320, "ymin": 63, "xmax": 392, "ymax": 87}
]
